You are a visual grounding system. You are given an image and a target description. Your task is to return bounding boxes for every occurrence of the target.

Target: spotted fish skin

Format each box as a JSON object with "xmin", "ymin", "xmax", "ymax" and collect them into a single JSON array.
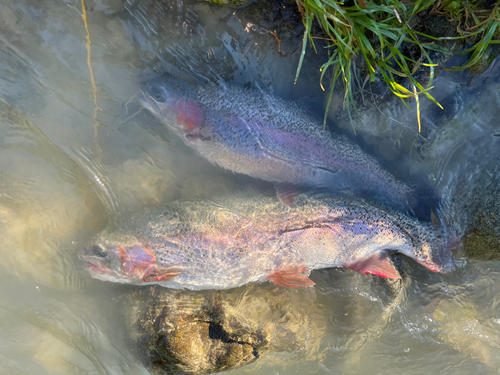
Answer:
[
  {"xmin": 82, "ymin": 192, "xmax": 454, "ymax": 291},
  {"xmin": 140, "ymin": 76, "xmax": 415, "ymax": 211}
]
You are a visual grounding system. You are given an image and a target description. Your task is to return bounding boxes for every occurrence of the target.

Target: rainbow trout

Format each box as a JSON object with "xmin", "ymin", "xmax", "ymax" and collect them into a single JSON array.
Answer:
[
  {"xmin": 140, "ymin": 76, "xmax": 414, "ymax": 210},
  {"xmin": 82, "ymin": 192, "xmax": 453, "ymax": 290}
]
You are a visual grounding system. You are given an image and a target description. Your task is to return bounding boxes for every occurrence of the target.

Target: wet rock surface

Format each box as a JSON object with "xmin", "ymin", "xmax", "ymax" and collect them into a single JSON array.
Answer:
[
  {"xmin": 456, "ymin": 172, "xmax": 500, "ymax": 261},
  {"xmin": 126, "ymin": 285, "xmax": 319, "ymax": 374}
]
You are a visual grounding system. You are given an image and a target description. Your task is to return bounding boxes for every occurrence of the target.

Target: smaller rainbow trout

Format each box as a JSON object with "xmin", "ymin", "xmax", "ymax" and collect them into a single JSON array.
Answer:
[
  {"xmin": 82, "ymin": 192, "xmax": 454, "ymax": 290},
  {"xmin": 140, "ymin": 76, "xmax": 414, "ymax": 210}
]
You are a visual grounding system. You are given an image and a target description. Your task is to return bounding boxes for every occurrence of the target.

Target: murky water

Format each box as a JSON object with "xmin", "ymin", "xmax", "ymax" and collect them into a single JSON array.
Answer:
[{"xmin": 1, "ymin": 0, "xmax": 499, "ymax": 374}]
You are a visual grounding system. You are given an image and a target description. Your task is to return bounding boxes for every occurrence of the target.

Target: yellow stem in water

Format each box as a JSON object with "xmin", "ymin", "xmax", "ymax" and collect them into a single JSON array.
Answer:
[
  {"xmin": 413, "ymin": 85, "xmax": 421, "ymax": 133},
  {"xmin": 81, "ymin": 0, "xmax": 101, "ymax": 143}
]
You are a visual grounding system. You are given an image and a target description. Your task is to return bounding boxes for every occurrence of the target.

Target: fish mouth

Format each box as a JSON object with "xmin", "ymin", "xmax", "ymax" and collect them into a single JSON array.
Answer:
[
  {"xmin": 139, "ymin": 81, "xmax": 175, "ymax": 113},
  {"xmin": 139, "ymin": 92, "xmax": 161, "ymax": 116},
  {"xmin": 82, "ymin": 243, "xmax": 182, "ymax": 284},
  {"xmin": 80, "ymin": 254, "xmax": 113, "ymax": 276}
]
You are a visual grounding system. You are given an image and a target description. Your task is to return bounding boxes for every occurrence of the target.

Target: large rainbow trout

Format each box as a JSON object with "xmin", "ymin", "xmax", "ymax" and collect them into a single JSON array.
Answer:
[
  {"xmin": 140, "ymin": 76, "xmax": 415, "ymax": 210},
  {"xmin": 82, "ymin": 192, "xmax": 454, "ymax": 291}
]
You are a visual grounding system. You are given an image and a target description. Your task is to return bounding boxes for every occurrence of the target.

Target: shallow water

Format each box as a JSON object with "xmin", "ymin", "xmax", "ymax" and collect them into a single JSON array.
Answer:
[{"xmin": 0, "ymin": 0, "xmax": 500, "ymax": 374}]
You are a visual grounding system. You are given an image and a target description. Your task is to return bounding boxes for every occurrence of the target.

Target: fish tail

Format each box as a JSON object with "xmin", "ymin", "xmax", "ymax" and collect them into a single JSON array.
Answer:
[{"xmin": 406, "ymin": 175, "xmax": 443, "ymax": 221}]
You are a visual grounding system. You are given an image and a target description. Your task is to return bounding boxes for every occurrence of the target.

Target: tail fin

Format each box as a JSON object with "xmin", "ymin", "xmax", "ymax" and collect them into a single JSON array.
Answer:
[{"xmin": 407, "ymin": 175, "xmax": 443, "ymax": 222}]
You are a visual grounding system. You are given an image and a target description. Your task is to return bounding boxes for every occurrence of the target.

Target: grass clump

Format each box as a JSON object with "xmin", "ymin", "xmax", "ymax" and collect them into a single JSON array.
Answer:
[
  {"xmin": 294, "ymin": 0, "xmax": 500, "ymax": 131},
  {"xmin": 426, "ymin": 1, "xmax": 500, "ymax": 72}
]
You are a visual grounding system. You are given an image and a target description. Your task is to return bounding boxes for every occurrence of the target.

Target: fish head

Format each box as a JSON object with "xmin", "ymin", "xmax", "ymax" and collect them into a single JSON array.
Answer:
[
  {"xmin": 140, "ymin": 79, "xmax": 205, "ymax": 141},
  {"xmin": 81, "ymin": 234, "xmax": 180, "ymax": 285}
]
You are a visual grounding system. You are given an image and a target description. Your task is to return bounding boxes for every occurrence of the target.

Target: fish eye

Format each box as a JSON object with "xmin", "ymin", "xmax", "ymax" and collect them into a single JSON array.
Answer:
[
  {"xmin": 92, "ymin": 244, "xmax": 107, "ymax": 257},
  {"xmin": 150, "ymin": 87, "xmax": 167, "ymax": 103}
]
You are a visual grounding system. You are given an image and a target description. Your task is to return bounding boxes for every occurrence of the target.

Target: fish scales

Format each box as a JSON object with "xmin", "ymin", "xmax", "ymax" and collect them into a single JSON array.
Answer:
[{"xmin": 83, "ymin": 192, "xmax": 453, "ymax": 290}]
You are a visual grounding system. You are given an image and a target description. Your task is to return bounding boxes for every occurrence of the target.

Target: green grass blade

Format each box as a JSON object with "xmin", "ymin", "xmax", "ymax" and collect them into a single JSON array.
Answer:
[{"xmin": 294, "ymin": 12, "xmax": 314, "ymax": 85}]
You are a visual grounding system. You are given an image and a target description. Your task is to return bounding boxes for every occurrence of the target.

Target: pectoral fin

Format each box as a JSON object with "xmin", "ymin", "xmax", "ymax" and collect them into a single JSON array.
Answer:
[
  {"xmin": 142, "ymin": 266, "xmax": 182, "ymax": 282},
  {"xmin": 275, "ymin": 183, "xmax": 299, "ymax": 206},
  {"xmin": 267, "ymin": 265, "xmax": 315, "ymax": 288},
  {"xmin": 344, "ymin": 252, "xmax": 401, "ymax": 279}
]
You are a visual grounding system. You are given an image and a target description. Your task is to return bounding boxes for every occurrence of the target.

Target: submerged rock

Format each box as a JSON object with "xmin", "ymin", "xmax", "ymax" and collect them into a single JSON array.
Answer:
[
  {"xmin": 459, "ymin": 172, "xmax": 500, "ymax": 261},
  {"xmin": 433, "ymin": 297, "xmax": 499, "ymax": 367},
  {"xmin": 125, "ymin": 284, "xmax": 319, "ymax": 374}
]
